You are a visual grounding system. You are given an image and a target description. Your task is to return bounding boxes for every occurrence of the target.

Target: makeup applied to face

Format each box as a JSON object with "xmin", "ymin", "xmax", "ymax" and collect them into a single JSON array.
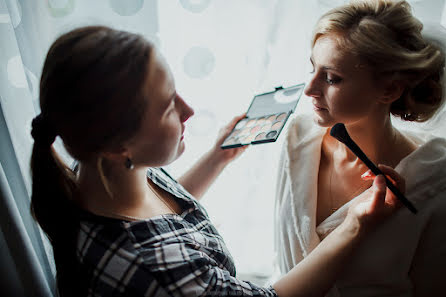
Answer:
[{"xmin": 305, "ymin": 34, "xmax": 386, "ymax": 128}]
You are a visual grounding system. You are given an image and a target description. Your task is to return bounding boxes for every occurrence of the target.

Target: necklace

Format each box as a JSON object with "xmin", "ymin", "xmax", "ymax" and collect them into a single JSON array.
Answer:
[{"xmin": 94, "ymin": 179, "xmax": 178, "ymax": 221}]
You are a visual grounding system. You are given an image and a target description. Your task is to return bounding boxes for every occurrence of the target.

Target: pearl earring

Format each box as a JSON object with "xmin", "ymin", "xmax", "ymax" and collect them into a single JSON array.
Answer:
[{"xmin": 125, "ymin": 157, "xmax": 134, "ymax": 170}]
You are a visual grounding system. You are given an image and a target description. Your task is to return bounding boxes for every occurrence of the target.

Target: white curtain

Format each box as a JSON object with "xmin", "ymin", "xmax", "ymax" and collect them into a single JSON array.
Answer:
[{"xmin": 0, "ymin": 0, "xmax": 445, "ymax": 295}]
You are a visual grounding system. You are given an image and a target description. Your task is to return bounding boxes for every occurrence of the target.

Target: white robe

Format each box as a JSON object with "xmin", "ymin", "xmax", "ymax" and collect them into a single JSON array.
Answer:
[{"xmin": 274, "ymin": 113, "xmax": 446, "ymax": 297}]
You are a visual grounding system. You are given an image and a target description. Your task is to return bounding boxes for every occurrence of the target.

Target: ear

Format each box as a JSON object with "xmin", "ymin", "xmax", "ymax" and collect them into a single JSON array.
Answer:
[
  {"xmin": 379, "ymin": 80, "xmax": 405, "ymax": 104},
  {"xmin": 102, "ymin": 146, "xmax": 130, "ymax": 163}
]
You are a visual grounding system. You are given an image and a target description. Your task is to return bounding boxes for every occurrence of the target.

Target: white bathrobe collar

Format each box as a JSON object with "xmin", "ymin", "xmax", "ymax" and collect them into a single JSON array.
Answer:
[{"xmin": 283, "ymin": 114, "xmax": 446, "ymax": 241}]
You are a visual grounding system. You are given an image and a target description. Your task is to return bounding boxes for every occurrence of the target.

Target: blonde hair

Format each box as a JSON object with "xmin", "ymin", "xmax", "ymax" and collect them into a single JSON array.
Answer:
[{"xmin": 313, "ymin": 0, "xmax": 445, "ymax": 121}]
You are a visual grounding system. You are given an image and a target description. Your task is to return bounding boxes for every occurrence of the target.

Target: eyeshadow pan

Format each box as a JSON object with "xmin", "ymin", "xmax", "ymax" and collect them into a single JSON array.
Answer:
[
  {"xmin": 256, "ymin": 117, "xmax": 266, "ymax": 126},
  {"xmin": 223, "ymin": 136, "xmax": 236, "ymax": 145},
  {"xmin": 246, "ymin": 119, "xmax": 256, "ymax": 127},
  {"xmin": 267, "ymin": 115, "xmax": 276, "ymax": 122},
  {"xmin": 266, "ymin": 130, "xmax": 278, "ymax": 138},
  {"xmin": 242, "ymin": 134, "xmax": 256, "ymax": 144},
  {"xmin": 235, "ymin": 119, "xmax": 248, "ymax": 129},
  {"xmin": 250, "ymin": 125, "xmax": 261, "ymax": 134},
  {"xmin": 241, "ymin": 127, "xmax": 251, "ymax": 135},
  {"xmin": 231, "ymin": 129, "xmax": 242, "ymax": 137},
  {"xmin": 272, "ymin": 121, "xmax": 283, "ymax": 131},
  {"xmin": 276, "ymin": 112, "xmax": 287, "ymax": 121},
  {"xmin": 260, "ymin": 124, "xmax": 271, "ymax": 133},
  {"xmin": 255, "ymin": 132, "xmax": 267, "ymax": 141}
]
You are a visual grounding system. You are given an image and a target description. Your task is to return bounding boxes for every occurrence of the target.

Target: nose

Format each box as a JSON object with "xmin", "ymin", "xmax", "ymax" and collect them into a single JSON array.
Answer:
[
  {"xmin": 304, "ymin": 74, "xmax": 322, "ymax": 98},
  {"xmin": 178, "ymin": 94, "xmax": 194, "ymax": 122}
]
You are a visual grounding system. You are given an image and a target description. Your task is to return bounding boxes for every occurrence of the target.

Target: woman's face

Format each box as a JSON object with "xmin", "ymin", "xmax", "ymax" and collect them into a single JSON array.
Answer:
[
  {"xmin": 127, "ymin": 50, "xmax": 194, "ymax": 167},
  {"xmin": 304, "ymin": 34, "xmax": 387, "ymax": 127}
]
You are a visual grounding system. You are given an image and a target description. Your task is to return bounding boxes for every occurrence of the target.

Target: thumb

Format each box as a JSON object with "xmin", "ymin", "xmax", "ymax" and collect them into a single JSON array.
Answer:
[{"xmin": 370, "ymin": 174, "xmax": 386, "ymax": 212}]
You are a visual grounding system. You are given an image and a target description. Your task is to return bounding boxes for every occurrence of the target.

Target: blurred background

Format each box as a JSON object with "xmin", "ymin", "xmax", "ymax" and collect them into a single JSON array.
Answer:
[{"xmin": 1, "ymin": 0, "xmax": 445, "ymax": 296}]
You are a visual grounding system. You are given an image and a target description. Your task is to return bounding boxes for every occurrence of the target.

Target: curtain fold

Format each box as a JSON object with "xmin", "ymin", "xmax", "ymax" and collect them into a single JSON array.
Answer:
[{"xmin": 0, "ymin": 162, "xmax": 54, "ymax": 297}]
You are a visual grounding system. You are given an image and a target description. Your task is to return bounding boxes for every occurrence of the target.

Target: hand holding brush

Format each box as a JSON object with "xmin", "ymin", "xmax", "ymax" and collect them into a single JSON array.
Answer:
[{"xmin": 330, "ymin": 123, "xmax": 417, "ymax": 214}]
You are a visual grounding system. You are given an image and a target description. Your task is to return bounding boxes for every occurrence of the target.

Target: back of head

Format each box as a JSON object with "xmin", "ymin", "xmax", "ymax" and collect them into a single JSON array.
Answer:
[
  {"xmin": 313, "ymin": 0, "xmax": 445, "ymax": 122},
  {"xmin": 30, "ymin": 26, "xmax": 153, "ymax": 295}
]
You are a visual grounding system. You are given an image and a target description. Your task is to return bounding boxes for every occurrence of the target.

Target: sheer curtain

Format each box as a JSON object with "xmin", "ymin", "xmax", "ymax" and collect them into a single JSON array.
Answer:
[{"xmin": 0, "ymin": 0, "xmax": 445, "ymax": 295}]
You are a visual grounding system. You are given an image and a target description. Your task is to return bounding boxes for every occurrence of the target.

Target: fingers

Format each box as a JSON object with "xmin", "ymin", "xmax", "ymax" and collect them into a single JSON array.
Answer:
[
  {"xmin": 377, "ymin": 164, "xmax": 405, "ymax": 194},
  {"xmin": 360, "ymin": 165, "xmax": 405, "ymax": 194},
  {"xmin": 369, "ymin": 174, "xmax": 387, "ymax": 211},
  {"xmin": 230, "ymin": 113, "xmax": 247, "ymax": 126},
  {"xmin": 223, "ymin": 113, "xmax": 247, "ymax": 135}
]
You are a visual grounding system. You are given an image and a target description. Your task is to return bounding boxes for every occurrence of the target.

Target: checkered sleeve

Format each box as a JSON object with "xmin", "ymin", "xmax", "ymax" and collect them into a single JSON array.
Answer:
[
  {"xmin": 128, "ymin": 230, "xmax": 278, "ymax": 296},
  {"xmin": 77, "ymin": 166, "xmax": 279, "ymax": 296}
]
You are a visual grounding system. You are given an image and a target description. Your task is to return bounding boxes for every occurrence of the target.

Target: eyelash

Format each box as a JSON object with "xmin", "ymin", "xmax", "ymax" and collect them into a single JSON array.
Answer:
[{"xmin": 309, "ymin": 68, "xmax": 342, "ymax": 85}]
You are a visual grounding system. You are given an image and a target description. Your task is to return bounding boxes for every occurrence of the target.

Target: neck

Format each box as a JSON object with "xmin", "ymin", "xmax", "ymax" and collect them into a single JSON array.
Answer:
[
  {"xmin": 327, "ymin": 113, "xmax": 409, "ymax": 169},
  {"xmin": 75, "ymin": 161, "xmax": 149, "ymax": 214},
  {"xmin": 344, "ymin": 116, "xmax": 396, "ymax": 166}
]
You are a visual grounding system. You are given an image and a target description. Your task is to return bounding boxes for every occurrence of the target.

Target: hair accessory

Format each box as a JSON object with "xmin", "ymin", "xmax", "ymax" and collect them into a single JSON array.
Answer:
[
  {"xmin": 31, "ymin": 114, "xmax": 57, "ymax": 146},
  {"xmin": 125, "ymin": 157, "xmax": 134, "ymax": 170},
  {"xmin": 330, "ymin": 123, "xmax": 417, "ymax": 214}
]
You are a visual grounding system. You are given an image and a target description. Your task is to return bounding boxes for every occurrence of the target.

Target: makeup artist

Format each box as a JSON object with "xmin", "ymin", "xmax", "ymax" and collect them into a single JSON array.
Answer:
[
  {"xmin": 275, "ymin": 0, "xmax": 446, "ymax": 296},
  {"xmin": 30, "ymin": 26, "xmax": 402, "ymax": 297}
]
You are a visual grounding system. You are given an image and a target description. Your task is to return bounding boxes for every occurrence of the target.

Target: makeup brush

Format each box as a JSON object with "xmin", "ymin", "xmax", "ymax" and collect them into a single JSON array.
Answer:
[{"xmin": 330, "ymin": 123, "xmax": 417, "ymax": 214}]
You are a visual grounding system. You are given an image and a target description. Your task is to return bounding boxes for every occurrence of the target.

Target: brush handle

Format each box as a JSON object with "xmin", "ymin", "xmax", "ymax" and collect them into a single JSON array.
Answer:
[{"xmin": 343, "ymin": 138, "xmax": 417, "ymax": 214}]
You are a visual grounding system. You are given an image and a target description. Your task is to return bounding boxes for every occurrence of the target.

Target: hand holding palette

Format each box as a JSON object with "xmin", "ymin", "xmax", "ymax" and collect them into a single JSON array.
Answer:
[{"xmin": 221, "ymin": 83, "xmax": 304, "ymax": 149}]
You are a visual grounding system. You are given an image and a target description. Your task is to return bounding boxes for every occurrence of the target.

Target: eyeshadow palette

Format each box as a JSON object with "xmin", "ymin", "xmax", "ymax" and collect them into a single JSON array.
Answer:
[{"xmin": 221, "ymin": 83, "xmax": 304, "ymax": 149}]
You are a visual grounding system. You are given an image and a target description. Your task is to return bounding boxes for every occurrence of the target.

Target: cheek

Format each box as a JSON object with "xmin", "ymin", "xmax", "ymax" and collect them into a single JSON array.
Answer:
[{"xmin": 329, "ymin": 85, "xmax": 375, "ymax": 115}]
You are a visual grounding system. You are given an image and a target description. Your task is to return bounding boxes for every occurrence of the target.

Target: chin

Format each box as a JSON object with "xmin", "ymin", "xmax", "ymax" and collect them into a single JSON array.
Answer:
[{"xmin": 313, "ymin": 113, "xmax": 334, "ymax": 128}]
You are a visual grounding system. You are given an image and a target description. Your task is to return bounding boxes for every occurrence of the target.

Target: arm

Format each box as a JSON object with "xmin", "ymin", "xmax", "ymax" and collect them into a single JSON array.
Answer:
[
  {"xmin": 273, "ymin": 215, "xmax": 361, "ymax": 297},
  {"xmin": 178, "ymin": 114, "xmax": 246, "ymax": 199},
  {"xmin": 274, "ymin": 165, "xmax": 403, "ymax": 297}
]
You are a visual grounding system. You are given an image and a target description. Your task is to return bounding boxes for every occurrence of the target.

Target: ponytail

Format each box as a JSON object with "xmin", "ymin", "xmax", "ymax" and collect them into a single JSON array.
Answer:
[
  {"xmin": 30, "ymin": 114, "xmax": 77, "ymax": 242},
  {"xmin": 30, "ymin": 114, "xmax": 82, "ymax": 296}
]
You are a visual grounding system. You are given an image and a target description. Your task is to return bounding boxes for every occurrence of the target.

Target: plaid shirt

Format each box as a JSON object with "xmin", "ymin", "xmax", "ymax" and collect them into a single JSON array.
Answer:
[{"xmin": 76, "ymin": 167, "xmax": 278, "ymax": 296}]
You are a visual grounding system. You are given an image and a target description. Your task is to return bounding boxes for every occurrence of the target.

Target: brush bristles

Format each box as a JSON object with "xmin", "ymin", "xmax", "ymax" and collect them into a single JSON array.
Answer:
[{"xmin": 330, "ymin": 123, "xmax": 351, "ymax": 144}]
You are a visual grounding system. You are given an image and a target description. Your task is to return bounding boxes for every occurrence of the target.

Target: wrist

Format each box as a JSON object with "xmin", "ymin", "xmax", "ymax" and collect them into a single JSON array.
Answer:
[
  {"xmin": 336, "ymin": 215, "xmax": 363, "ymax": 244},
  {"xmin": 204, "ymin": 148, "xmax": 229, "ymax": 170}
]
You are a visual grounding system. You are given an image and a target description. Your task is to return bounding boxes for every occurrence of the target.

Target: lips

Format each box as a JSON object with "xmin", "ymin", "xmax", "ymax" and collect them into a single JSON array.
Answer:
[
  {"xmin": 312, "ymin": 101, "xmax": 327, "ymax": 111},
  {"xmin": 181, "ymin": 125, "xmax": 185, "ymax": 140}
]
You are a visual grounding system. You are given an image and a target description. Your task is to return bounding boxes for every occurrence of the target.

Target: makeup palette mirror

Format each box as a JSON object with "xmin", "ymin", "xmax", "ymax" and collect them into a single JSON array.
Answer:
[{"xmin": 221, "ymin": 83, "xmax": 304, "ymax": 149}]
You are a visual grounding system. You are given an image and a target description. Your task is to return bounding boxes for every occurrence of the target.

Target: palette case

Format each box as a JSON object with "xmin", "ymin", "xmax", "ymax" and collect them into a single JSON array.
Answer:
[{"xmin": 221, "ymin": 83, "xmax": 304, "ymax": 149}]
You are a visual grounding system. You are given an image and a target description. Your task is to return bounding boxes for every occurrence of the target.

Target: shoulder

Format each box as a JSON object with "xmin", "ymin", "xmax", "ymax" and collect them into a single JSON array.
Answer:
[
  {"xmin": 280, "ymin": 113, "xmax": 326, "ymax": 159},
  {"xmin": 286, "ymin": 113, "xmax": 319, "ymax": 143},
  {"xmin": 398, "ymin": 135, "xmax": 446, "ymax": 204},
  {"xmin": 76, "ymin": 219, "xmax": 169, "ymax": 296}
]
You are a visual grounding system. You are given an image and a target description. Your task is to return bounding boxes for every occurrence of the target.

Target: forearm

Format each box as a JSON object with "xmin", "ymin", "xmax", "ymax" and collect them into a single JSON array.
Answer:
[
  {"xmin": 178, "ymin": 150, "xmax": 228, "ymax": 200},
  {"xmin": 273, "ymin": 217, "xmax": 361, "ymax": 297}
]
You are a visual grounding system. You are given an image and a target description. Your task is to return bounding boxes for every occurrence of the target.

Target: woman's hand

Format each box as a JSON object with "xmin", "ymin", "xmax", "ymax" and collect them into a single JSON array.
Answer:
[
  {"xmin": 209, "ymin": 113, "xmax": 248, "ymax": 166},
  {"xmin": 344, "ymin": 164, "xmax": 404, "ymax": 236},
  {"xmin": 178, "ymin": 114, "xmax": 249, "ymax": 199}
]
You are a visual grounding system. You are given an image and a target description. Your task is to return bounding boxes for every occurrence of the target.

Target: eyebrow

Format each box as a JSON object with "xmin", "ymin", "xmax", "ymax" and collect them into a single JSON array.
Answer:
[
  {"xmin": 162, "ymin": 91, "xmax": 176, "ymax": 112},
  {"xmin": 310, "ymin": 57, "xmax": 341, "ymax": 72}
]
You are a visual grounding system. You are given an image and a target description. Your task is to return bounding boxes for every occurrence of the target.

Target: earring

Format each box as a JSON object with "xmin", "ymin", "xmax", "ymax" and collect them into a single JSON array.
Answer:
[{"xmin": 125, "ymin": 157, "xmax": 134, "ymax": 170}]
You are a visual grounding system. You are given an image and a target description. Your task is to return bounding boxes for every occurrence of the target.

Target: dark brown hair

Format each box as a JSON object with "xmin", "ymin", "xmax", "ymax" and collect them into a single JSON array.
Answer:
[
  {"xmin": 30, "ymin": 26, "xmax": 153, "ymax": 296},
  {"xmin": 313, "ymin": 0, "xmax": 445, "ymax": 122}
]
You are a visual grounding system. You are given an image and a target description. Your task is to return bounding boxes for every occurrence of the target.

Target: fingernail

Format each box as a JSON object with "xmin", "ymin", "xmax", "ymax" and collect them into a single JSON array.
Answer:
[
  {"xmin": 361, "ymin": 170, "xmax": 373, "ymax": 179},
  {"xmin": 375, "ymin": 174, "xmax": 385, "ymax": 185}
]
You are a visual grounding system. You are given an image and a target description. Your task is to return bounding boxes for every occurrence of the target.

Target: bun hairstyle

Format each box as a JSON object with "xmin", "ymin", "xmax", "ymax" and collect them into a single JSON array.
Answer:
[
  {"xmin": 30, "ymin": 26, "xmax": 153, "ymax": 295},
  {"xmin": 312, "ymin": 0, "xmax": 445, "ymax": 122}
]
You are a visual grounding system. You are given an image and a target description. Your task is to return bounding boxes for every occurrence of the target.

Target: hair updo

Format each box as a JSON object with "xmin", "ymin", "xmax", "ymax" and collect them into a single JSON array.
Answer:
[{"xmin": 312, "ymin": 0, "xmax": 445, "ymax": 122}]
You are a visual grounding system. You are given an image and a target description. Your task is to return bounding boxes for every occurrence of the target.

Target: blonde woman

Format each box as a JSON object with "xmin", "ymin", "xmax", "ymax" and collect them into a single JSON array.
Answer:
[{"xmin": 275, "ymin": 1, "xmax": 446, "ymax": 296}]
